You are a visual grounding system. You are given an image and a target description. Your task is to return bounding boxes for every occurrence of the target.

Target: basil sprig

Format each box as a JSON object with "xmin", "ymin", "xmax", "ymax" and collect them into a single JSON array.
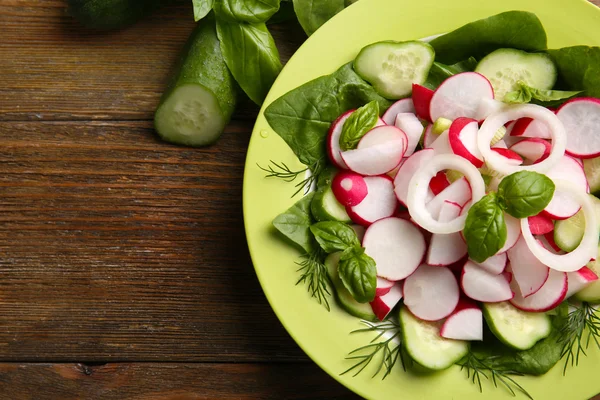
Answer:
[
  {"xmin": 497, "ymin": 171, "xmax": 555, "ymax": 218},
  {"xmin": 339, "ymin": 101, "xmax": 379, "ymax": 151}
]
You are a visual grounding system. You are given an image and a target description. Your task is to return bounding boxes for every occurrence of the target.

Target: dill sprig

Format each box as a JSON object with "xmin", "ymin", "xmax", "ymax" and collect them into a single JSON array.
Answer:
[
  {"xmin": 457, "ymin": 352, "xmax": 533, "ymax": 400},
  {"xmin": 341, "ymin": 320, "xmax": 409, "ymax": 379},
  {"xmin": 558, "ymin": 302, "xmax": 600, "ymax": 374},
  {"xmin": 258, "ymin": 160, "xmax": 320, "ymax": 197},
  {"xmin": 295, "ymin": 249, "xmax": 331, "ymax": 311}
]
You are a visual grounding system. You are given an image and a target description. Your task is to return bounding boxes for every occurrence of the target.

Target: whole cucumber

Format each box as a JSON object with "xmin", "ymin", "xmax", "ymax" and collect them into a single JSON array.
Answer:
[{"xmin": 68, "ymin": 0, "xmax": 163, "ymax": 30}]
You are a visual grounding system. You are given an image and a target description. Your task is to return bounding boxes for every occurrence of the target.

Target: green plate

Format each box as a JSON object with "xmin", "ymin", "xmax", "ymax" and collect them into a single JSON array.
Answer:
[{"xmin": 243, "ymin": 1, "xmax": 600, "ymax": 398}]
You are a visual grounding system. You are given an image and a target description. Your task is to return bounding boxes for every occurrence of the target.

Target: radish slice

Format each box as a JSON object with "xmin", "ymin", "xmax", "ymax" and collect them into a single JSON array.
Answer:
[
  {"xmin": 521, "ymin": 180, "xmax": 599, "ymax": 272},
  {"xmin": 556, "ymin": 98, "xmax": 600, "ymax": 158},
  {"xmin": 429, "ymin": 129, "xmax": 452, "ymax": 155},
  {"xmin": 492, "ymin": 139, "xmax": 508, "ymax": 149},
  {"xmin": 440, "ymin": 299, "xmax": 483, "ymax": 341},
  {"xmin": 342, "ymin": 126, "xmax": 407, "ymax": 175},
  {"xmin": 422, "ymin": 125, "xmax": 438, "ymax": 148},
  {"xmin": 543, "ymin": 156, "xmax": 588, "ymax": 220},
  {"xmin": 490, "ymin": 148, "xmax": 523, "ymax": 166},
  {"xmin": 449, "ymin": 118, "xmax": 484, "ymax": 167},
  {"xmin": 429, "ymin": 171, "xmax": 450, "ymax": 195},
  {"xmin": 475, "ymin": 98, "xmax": 506, "ymax": 121},
  {"xmin": 477, "ymin": 104, "xmax": 566, "ymax": 176},
  {"xmin": 429, "ymin": 72, "xmax": 495, "ymax": 122},
  {"xmin": 474, "ymin": 252, "xmax": 507, "ymax": 275},
  {"xmin": 348, "ymin": 176, "xmax": 397, "ymax": 226},
  {"xmin": 426, "ymin": 201, "xmax": 467, "ymax": 266},
  {"xmin": 327, "ymin": 110, "xmax": 353, "ymax": 169},
  {"xmin": 497, "ymin": 214, "xmax": 521, "ymax": 254},
  {"xmin": 509, "ymin": 138, "xmax": 551, "ymax": 163},
  {"xmin": 363, "ymin": 217, "xmax": 425, "ymax": 281},
  {"xmin": 370, "ymin": 282, "xmax": 403, "ymax": 321},
  {"xmin": 528, "ymin": 214, "xmax": 554, "ymax": 235},
  {"xmin": 510, "ymin": 269, "xmax": 567, "ymax": 312},
  {"xmin": 461, "ymin": 260, "xmax": 514, "ymax": 302},
  {"xmin": 426, "ymin": 177, "xmax": 472, "ymax": 220},
  {"xmin": 382, "ymin": 99, "xmax": 415, "ymax": 125},
  {"xmin": 510, "ymin": 117, "xmax": 552, "ymax": 139},
  {"xmin": 412, "ymin": 83, "xmax": 434, "ymax": 122},
  {"xmin": 403, "ymin": 264, "xmax": 460, "ymax": 321},
  {"xmin": 566, "ymin": 267, "xmax": 598, "ymax": 299},
  {"xmin": 394, "ymin": 149, "xmax": 435, "ymax": 206},
  {"xmin": 507, "ymin": 237, "xmax": 550, "ymax": 297},
  {"xmin": 407, "ymin": 154, "xmax": 485, "ymax": 234},
  {"xmin": 543, "ymin": 232, "xmax": 563, "ymax": 253},
  {"xmin": 331, "ymin": 171, "xmax": 368, "ymax": 206},
  {"xmin": 395, "ymin": 113, "xmax": 424, "ymax": 157},
  {"xmin": 375, "ymin": 277, "xmax": 395, "ymax": 296}
]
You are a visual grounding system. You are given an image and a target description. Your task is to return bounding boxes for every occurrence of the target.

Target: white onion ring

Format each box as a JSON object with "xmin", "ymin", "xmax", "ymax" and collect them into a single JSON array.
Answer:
[
  {"xmin": 477, "ymin": 104, "xmax": 566, "ymax": 176},
  {"xmin": 521, "ymin": 180, "xmax": 598, "ymax": 272},
  {"xmin": 407, "ymin": 154, "xmax": 486, "ymax": 234}
]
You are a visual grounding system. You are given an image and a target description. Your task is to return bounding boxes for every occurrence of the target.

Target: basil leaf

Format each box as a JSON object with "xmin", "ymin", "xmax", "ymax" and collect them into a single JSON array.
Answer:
[
  {"xmin": 430, "ymin": 11, "xmax": 547, "ymax": 65},
  {"xmin": 338, "ymin": 251, "xmax": 376, "ymax": 303},
  {"xmin": 214, "ymin": 0, "xmax": 280, "ymax": 23},
  {"xmin": 504, "ymin": 81, "xmax": 581, "ymax": 106},
  {"xmin": 216, "ymin": 20, "xmax": 282, "ymax": 105},
  {"xmin": 547, "ymin": 46, "xmax": 600, "ymax": 99},
  {"xmin": 338, "ymin": 101, "xmax": 378, "ymax": 151},
  {"xmin": 497, "ymin": 171, "xmax": 555, "ymax": 218},
  {"xmin": 464, "ymin": 193, "xmax": 507, "ymax": 263},
  {"xmin": 310, "ymin": 221, "xmax": 360, "ymax": 253},
  {"xmin": 292, "ymin": 0, "xmax": 345, "ymax": 36},
  {"xmin": 272, "ymin": 193, "xmax": 315, "ymax": 253},
  {"xmin": 264, "ymin": 63, "xmax": 392, "ymax": 167},
  {"xmin": 193, "ymin": 0, "xmax": 214, "ymax": 21}
]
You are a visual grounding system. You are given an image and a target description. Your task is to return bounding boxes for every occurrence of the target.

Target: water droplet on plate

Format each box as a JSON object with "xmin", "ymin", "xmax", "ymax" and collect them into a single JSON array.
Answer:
[{"xmin": 260, "ymin": 129, "xmax": 269, "ymax": 138}]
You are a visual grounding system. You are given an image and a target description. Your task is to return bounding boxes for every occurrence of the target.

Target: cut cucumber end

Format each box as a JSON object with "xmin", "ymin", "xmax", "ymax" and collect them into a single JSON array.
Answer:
[
  {"xmin": 584, "ymin": 157, "xmax": 600, "ymax": 195},
  {"xmin": 554, "ymin": 194, "xmax": 600, "ymax": 252},
  {"xmin": 155, "ymin": 83, "xmax": 226, "ymax": 147},
  {"xmin": 482, "ymin": 302, "xmax": 551, "ymax": 350},
  {"xmin": 311, "ymin": 187, "xmax": 351, "ymax": 222}
]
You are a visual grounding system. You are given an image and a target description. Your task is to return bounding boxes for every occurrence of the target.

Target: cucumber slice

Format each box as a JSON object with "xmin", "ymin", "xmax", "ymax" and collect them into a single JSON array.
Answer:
[
  {"xmin": 584, "ymin": 157, "xmax": 600, "ymax": 195},
  {"xmin": 554, "ymin": 194, "xmax": 600, "ymax": 252},
  {"xmin": 399, "ymin": 306, "xmax": 469, "ymax": 370},
  {"xmin": 432, "ymin": 117, "xmax": 452, "ymax": 135},
  {"xmin": 354, "ymin": 41, "xmax": 435, "ymax": 99},
  {"xmin": 574, "ymin": 245, "xmax": 600, "ymax": 302},
  {"xmin": 325, "ymin": 253, "xmax": 377, "ymax": 321},
  {"xmin": 154, "ymin": 17, "xmax": 237, "ymax": 147},
  {"xmin": 475, "ymin": 49, "xmax": 557, "ymax": 100},
  {"xmin": 482, "ymin": 302, "xmax": 551, "ymax": 350},
  {"xmin": 311, "ymin": 187, "xmax": 351, "ymax": 222}
]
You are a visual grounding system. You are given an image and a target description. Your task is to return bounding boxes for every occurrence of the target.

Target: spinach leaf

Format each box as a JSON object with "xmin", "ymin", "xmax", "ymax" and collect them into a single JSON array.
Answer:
[
  {"xmin": 267, "ymin": 0, "xmax": 296, "ymax": 24},
  {"xmin": 272, "ymin": 193, "xmax": 315, "ymax": 253},
  {"xmin": 292, "ymin": 0, "xmax": 345, "ymax": 36},
  {"xmin": 316, "ymin": 165, "xmax": 338, "ymax": 189},
  {"xmin": 214, "ymin": 0, "xmax": 280, "ymax": 23},
  {"xmin": 339, "ymin": 101, "xmax": 378, "ymax": 150},
  {"xmin": 193, "ymin": 0, "xmax": 214, "ymax": 21},
  {"xmin": 504, "ymin": 81, "xmax": 582, "ymax": 106},
  {"xmin": 264, "ymin": 63, "xmax": 392, "ymax": 167},
  {"xmin": 429, "ymin": 11, "xmax": 547, "ymax": 65},
  {"xmin": 463, "ymin": 192, "xmax": 507, "ymax": 263},
  {"xmin": 216, "ymin": 20, "xmax": 282, "ymax": 105},
  {"xmin": 310, "ymin": 221, "xmax": 360, "ymax": 253},
  {"xmin": 547, "ymin": 46, "xmax": 600, "ymax": 98},
  {"xmin": 498, "ymin": 171, "xmax": 555, "ymax": 218},
  {"xmin": 423, "ymin": 57, "xmax": 478, "ymax": 90},
  {"xmin": 338, "ymin": 249, "xmax": 377, "ymax": 303}
]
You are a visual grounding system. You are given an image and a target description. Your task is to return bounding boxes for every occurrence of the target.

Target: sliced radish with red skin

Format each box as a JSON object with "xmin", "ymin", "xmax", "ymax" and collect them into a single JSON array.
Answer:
[
  {"xmin": 504, "ymin": 270, "xmax": 513, "ymax": 284},
  {"xmin": 449, "ymin": 118, "xmax": 484, "ymax": 167},
  {"xmin": 490, "ymin": 148, "xmax": 523, "ymax": 166},
  {"xmin": 426, "ymin": 201, "xmax": 467, "ymax": 266},
  {"xmin": 507, "ymin": 237, "xmax": 550, "ymax": 297},
  {"xmin": 510, "ymin": 117, "xmax": 552, "ymax": 139},
  {"xmin": 440, "ymin": 299, "xmax": 483, "ymax": 341},
  {"xmin": 403, "ymin": 264, "xmax": 460, "ymax": 321},
  {"xmin": 363, "ymin": 217, "xmax": 425, "ymax": 281},
  {"xmin": 422, "ymin": 125, "xmax": 439, "ymax": 148},
  {"xmin": 342, "ymin": 126, "xmax": 407, "ymax": 176},
  {"xmin": 509, "ymin": 138, "xmax": 551, "ymax": 164},
  {"xmin": 543, "ymin": 156, "xmax": 588, "ymax": 220},
  {"xmin": 475, "ymin": 98, "xmax": 506, "ymax": 121},
  {"xmin": 327, "ymin": 110, "xmax": 353, "ymax": 169},
  {"xmin": 394, "ymin": 149, "xmax": 435, "ymax": 206},
  {"xmin": 375, "ymin": 277, "xmax": 395, "ymax": 296},
  {"xmin": 497, "ymin": 214, "xmax": 521, "ymax": 254},
  {"xmin": 474, "ymin": 252, "xmax": 508, "ymax": 275},
  {"xmin": 429, "ymin": 72, "xmax": 495, "ymax": 122},
  {"xmin": 556, "ymin": 97, "xmax": 600, "ymax": 158},
  {"xmin": 382, "ymin": 98, "xmax": 415, "ymax": 125},
  {"xmin": 426, "ymin": 177, "xmax": 471, "ymax": 220},
  {"xmin": 412, "ymin": 83, "xmax": 434, "ymax": 122},
  {"xmin": 331, "ymin": 171, "xmax": 368, "ymax": 207},
  {"xmin": 351, "ymin": 224, "xmax": 366, "ymax": 243},
  {"xmin": 543, "ymin": 232, "xmax": 563, "ymax": 253},
  {"xmin": 528, "ymin": 214, "xmax": 554, "ymax": 235},
  {"xmin": 394, "ymin": 113, "xmax": 424, "ymax": 157},
  {"xmin": 429, "ymin": 171, "xmax": 450, "ymax": 195},
  {"xmin": 370, "ymin": 282, "xmax": 403, "ymax": 321},
  {"xmin": 566, "ymin": 267, "xmax": 599, "ymax": 299},
  {"xmin": 510, "ymin": 269, "xmax": 567, "ymax": 312},
  {"xmin": 492, "ymin": 139, "xmax": 508, "ymax": 149},
  {"xmin": 429, "ymin": 129, "xmax": 452, "ymax": 155},
  {"xmin": 348, "ymin": 175, "xmax": 397, "ymax": 226},
  {"xmin": 461, "ymin": 260, "xmax": 514, "ymax": 302}
]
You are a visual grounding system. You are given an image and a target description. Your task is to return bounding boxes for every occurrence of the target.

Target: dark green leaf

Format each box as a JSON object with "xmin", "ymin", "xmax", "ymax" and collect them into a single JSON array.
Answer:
[
  {"xmin": 339, "ymin": 101, "xmax": 378, "ymax": 151},
  {"xmin": 464, "ymin": 193, "xmax": 507, "ymax": 263},
  {"xmin": 498, "ymin": 171, "xmax": 555, "ymax": 218},
  {"xmin": 547, "ymin": 46, "xmax": 600, "ymax": 98},
  {"xmin": 310, "ymin": 221, "xmax": 360, "ymax": 253},
  {"xmin": 423, "ymin": 57, "xmax": 478, "ymax": 90},
  {"xmin": 340, "ymin": 245, "xmax": 364, "ymax": 260},
  {"xmin": 338, "ymin": 252, "xmax": 377, "ymax": 303},
  {"xmin": 216, "ymin": 20, "xmax": 282, "ymax": 105},
  {"xmin": 193, "ymin": 0, "xmax": 214, "ymax": 21},
  {"xmin": 272, "ymin": 193, "xmax": 315, "ymax": 253},
  {"xmin": 429, "ymin": 11, "xmax": 547, "ymax": 64},
  {"xmin": 214, "ymin": 0, "xmax": 280, "ymax": 23},
  {"xmin": 267, "ymin": 0, "xmax": 296, "ymax": 24},
  {"xmin": 292, "ymin": 0, "xmax": 345, "ymax": 36},
  {"xmin": 504, "ymin": 81, "xmax": 582, "ymax": 106}
]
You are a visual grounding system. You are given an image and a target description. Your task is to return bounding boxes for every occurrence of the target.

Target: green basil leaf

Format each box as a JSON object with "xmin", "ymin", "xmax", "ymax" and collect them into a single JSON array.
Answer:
[
  {"xmin": 272, "ymin": 193, "xmax": 315, "ymax": 253},
  {"xmin": 292, "ymin": 0, "xmax": 345, "ymax": 36},
  {"xmin": 338, "ymin": 101, "xmax": 378, "ymax": 151},
  {"xmin": 310, "ymin": 221, "xmax": 360, "ymax": 253},
  {"xmin": 464, "ymin": 193, "xmax": 507, "ymax": 263},
  {"xmin": 216, "ymin": 20, "xmax": 282, "ymax": 105},
  {"xmin": 504, "ymin": 80, "xmax": 581, "ymax": 106},
  {"xmin": 193, "ymin": 0, "xmax": 214, "ymax": 21},
  {"xmin": 547, "ymin": 46, "xmax": 600, "ymax": 99},
  {"xmin": 338, "ymin": 252, "xmax": 376, "ymax": 303},
  {"xmin": 497, "ymin": 171, "xmax": 555, "ymax": 218},
  {"xmin": 214, "ymin": 0, "xmax": 280, "ymax": 23},
  {"xmin": 340, "ymin": 246, "xmax": 364, "ymax": 260}
]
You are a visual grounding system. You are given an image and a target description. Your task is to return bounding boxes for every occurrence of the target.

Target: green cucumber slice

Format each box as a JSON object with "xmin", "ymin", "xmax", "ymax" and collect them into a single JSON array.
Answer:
[
  {"xmin": 482, "ymin": 302, "xmax": 551, "ymax": 350},
  {"xmin": 584, "ymin": 157, "xmax": 600, "ymax": 196},
  {"xmin": 399, "ymin": 306, "xmax": 469, "ymax": 370},
  {"xmin": 554, "ymin": 194, "xmax": 600, "ymax": 252},
  {"xmin": 311, "ymin": 187, "xmax": 351, "ymax": 222},
  {"xmin": 475, "ymin": 48, "xmax": 557, "ymax": 100},
  {"xmin": 574, "ymin": 245, "xmax": 600, "ymax": 303},
  {"xmin": 354, "ymin": 41, "xmax": 435, "ymax": 99},
  {"xmin": 432, "ymin": 117, "xmax": 452, "ymax": 135}
]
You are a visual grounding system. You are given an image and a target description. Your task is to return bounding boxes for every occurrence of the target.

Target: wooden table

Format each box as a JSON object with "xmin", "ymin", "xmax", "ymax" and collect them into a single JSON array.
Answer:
[{"xmin": 0, "ymin": 1, "xmax": 599, "ymax": 399}]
